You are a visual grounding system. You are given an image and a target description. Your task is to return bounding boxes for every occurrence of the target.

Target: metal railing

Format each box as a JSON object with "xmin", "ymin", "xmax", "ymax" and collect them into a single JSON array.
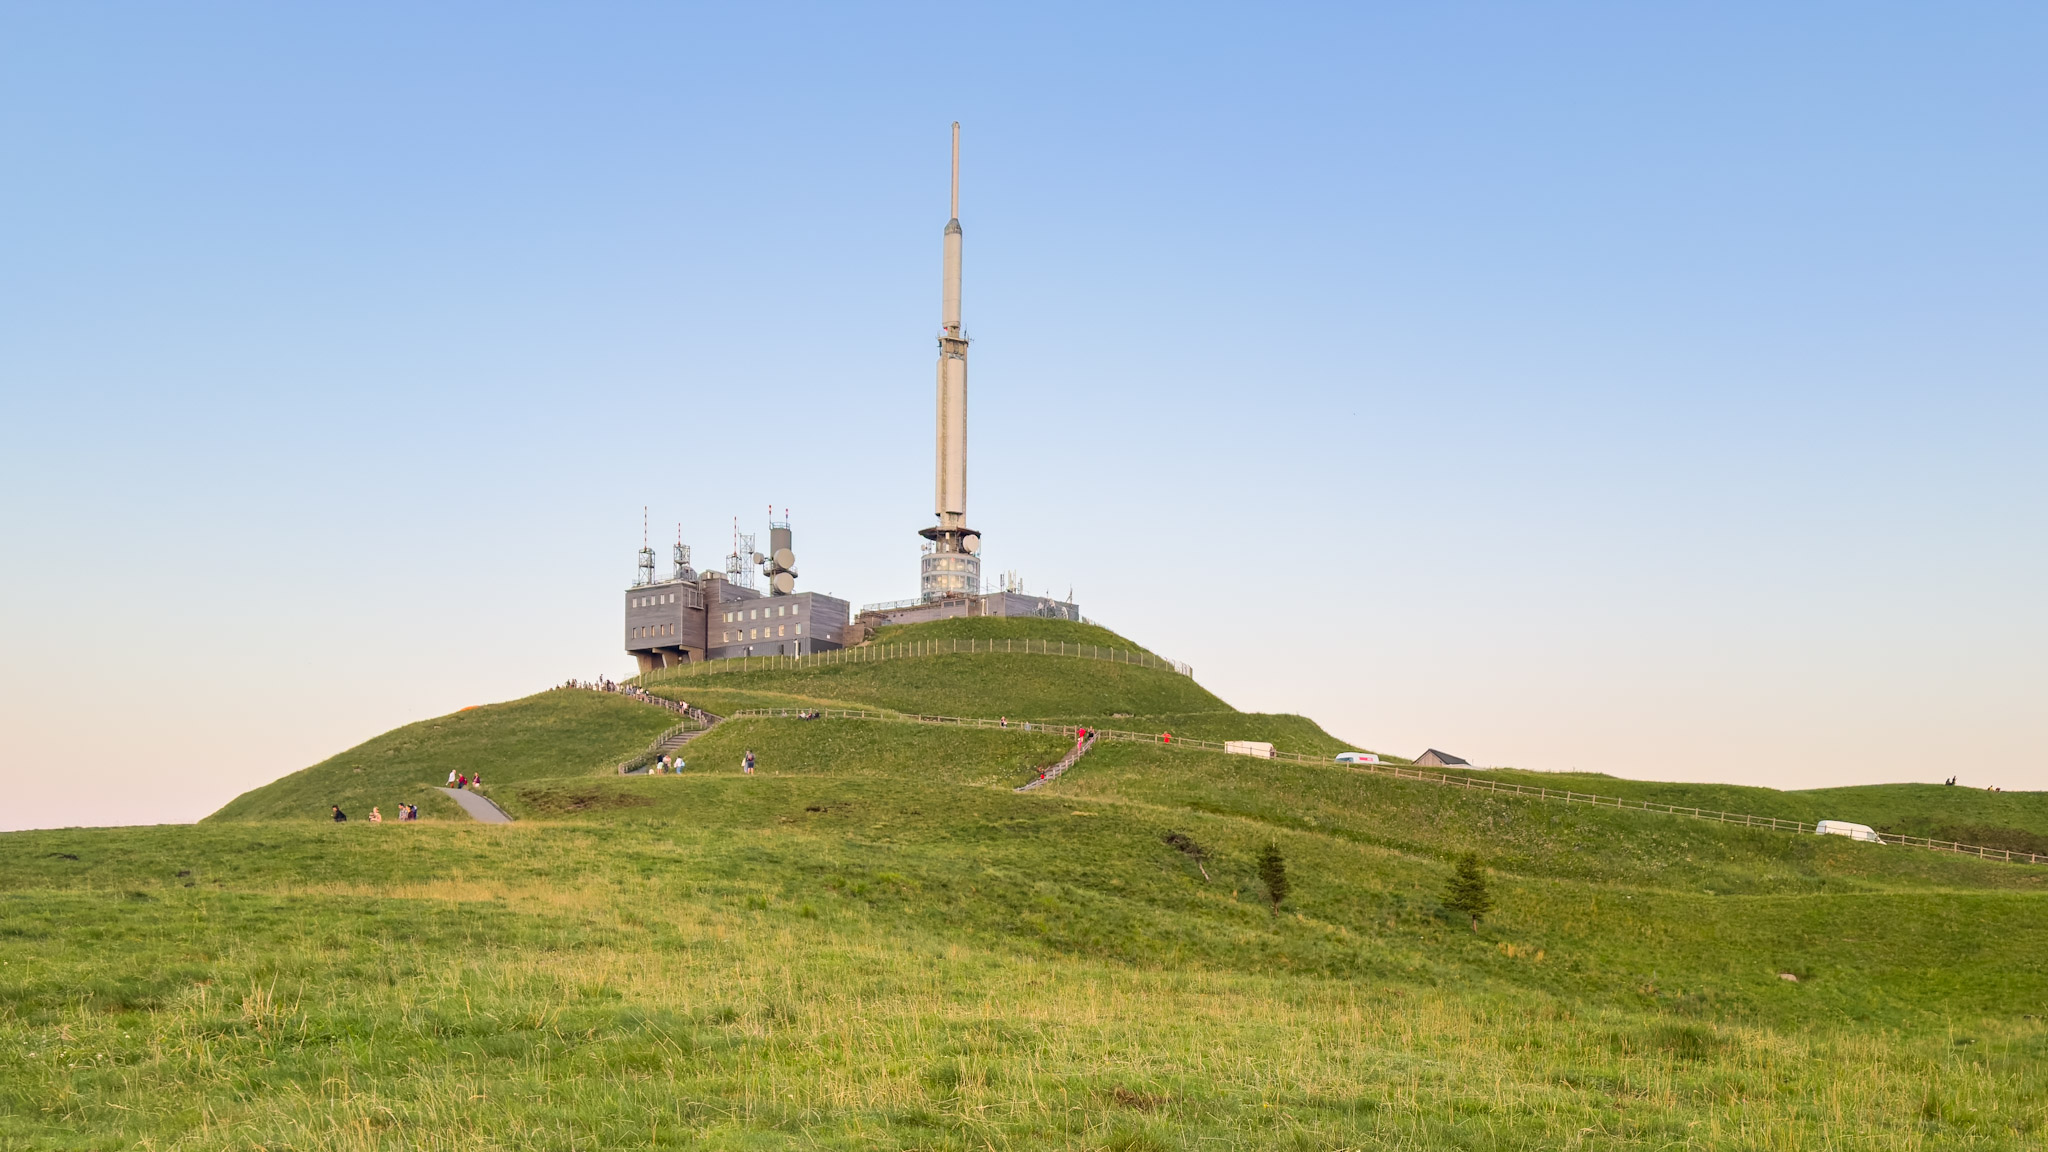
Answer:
[
  {"xmin": 614, "ymin": 707, "xmax": 722, "ymax": 774},
  {"xmin": 711, "ymin": 708, "xmax": 2048, "ymax": 867},
  {"xmin": 635, "ymin": 636, "xmax": 1196, "ymax": 684},
  {"xmin": 858, "ymin": 597, "xmax": 928, "ymax": 613}
]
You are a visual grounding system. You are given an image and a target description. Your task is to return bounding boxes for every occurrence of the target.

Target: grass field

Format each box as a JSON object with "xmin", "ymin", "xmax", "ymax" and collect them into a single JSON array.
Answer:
[
  {"xmin": 6, "ymin": 620, "xmax": 2046, "ymax": 1148},
  {"xmin": 208, "ymin": 689, "xmax": 677, "ymax": 822}
]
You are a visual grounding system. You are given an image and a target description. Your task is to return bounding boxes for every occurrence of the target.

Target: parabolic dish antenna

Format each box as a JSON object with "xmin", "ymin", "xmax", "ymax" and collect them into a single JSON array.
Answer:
[
  {"xmin": 961, "ymin": 534, "xmax": 981, "ymax": 554},
  {"xmin": 771, "ymin": 571, "xmax": 796, "ymax": 595},
  {"xmin": 773, "ymin": 548, "xmax": 795, "ymax": 569}
]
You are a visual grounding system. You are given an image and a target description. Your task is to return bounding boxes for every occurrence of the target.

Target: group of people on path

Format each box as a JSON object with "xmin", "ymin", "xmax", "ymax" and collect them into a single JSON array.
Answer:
[
  {"xmin": 652, "ymin": 754, "xmax": 687, "ymax": 773},
  {"xmin": 331, "ymin": 767, "xmax": 484, "ymax": 822},
  {"xmin": 332, "ymin": 803, "xmax": 418, "ymax": 823}
]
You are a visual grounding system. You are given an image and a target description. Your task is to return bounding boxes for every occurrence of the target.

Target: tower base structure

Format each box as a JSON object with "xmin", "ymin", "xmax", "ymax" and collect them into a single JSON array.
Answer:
[{"xmin": 918, "ymin": 523, "xmax": 982, "ymax": 600}]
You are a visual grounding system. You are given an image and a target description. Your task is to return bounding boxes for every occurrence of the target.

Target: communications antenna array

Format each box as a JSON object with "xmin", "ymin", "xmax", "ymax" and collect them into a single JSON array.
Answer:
[
  {"xmin": 671, "ymin": 524, "xmax": 695, "ymax": 583},
  {"xmin": 635, "ymin": 506, "xmax": 656, "ymax": 586},
  {"xmin": 725, "ymin": 518, "xmax": 757, "ymax": 589}
]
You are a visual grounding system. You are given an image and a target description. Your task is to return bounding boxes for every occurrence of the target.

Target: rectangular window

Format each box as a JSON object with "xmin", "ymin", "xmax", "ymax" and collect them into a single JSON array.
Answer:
[
  {"xmin": 795, "ymin": 623, "xmax": 802, "ymax": 635},
  {"xmin": 777, "ymin": 625, "xmax": 785, "ymax": 637},
  {"xmin": 749, "ymin": 628, "xmax": 756, "ymax": 640}
]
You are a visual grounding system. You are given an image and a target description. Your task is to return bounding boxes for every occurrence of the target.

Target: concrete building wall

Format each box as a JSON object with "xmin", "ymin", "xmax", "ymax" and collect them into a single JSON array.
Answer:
[
  {"xmin": 705, "ymin": 590, "xmax": 851, "ymax": 660},
  {"xmin": 624, "ymin": 579, "xmax": 707, "ymax": 671}
]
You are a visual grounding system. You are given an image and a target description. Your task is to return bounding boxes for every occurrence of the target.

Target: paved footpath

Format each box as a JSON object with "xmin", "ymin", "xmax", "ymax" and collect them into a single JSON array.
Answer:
[{"xmin": 438, "ymin": 787, "xmax": 514, "ymax": 823}]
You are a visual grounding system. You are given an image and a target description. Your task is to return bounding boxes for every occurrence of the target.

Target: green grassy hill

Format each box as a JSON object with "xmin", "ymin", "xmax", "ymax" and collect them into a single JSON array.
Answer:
[
  {"xmin": 207, "ymin": 689, "xmax": 677, "ymax": 821},
  {"xmin": 8, "ymin": 617, "xmax": 2047, "ymax": 1148},
  {"xmin": 1470, "ymin": 768, "xmax": 2048, "ymax": 852}
]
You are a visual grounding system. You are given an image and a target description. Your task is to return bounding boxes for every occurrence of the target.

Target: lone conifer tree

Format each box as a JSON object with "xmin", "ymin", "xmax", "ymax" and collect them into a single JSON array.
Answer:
[
  {"xmin": 1256, "ymin": 844, "xmax": 1288, "ymax": 913},
  {"xmin": 1441, "ymin": 853, "xmax": 1492, "ymax": 931}
]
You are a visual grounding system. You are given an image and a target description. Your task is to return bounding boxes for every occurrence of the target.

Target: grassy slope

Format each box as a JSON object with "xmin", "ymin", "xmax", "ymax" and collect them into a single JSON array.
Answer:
[
  {"xmin": 11, "ymin": 618, "xmax": 2048, "ymax": 1147},
  {"xmin": 1470, "ymin": 769, "xmax": 2048, "ymax": 849},
  {"xmin": 645, "ymin": 619, "xmax": 1384, "ymax": 757},
  {"xmin": 6, "ymin": 749, "xmax": 2047, "ymax": 1147},
  {"xmin": 207, "ymin": 689, "xmax": 676, "ymax": 822},
  {"xmin": 867, "ymin": 615, "xmax": 1161, "ymax": 653},
  {"xmin": 648, "ymin": 652, "xmax": 1226, "ymax": 718}
]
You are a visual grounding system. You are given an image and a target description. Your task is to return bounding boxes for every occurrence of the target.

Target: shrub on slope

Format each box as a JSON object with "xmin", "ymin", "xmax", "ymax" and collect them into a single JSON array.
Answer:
[
  {"xmin": 1054, "ymin": 741, "xmax": 2048, "ymax": 896},
  {"xmin": 209, "ymin": 689, "xmax": 674, "ymax": 822}
]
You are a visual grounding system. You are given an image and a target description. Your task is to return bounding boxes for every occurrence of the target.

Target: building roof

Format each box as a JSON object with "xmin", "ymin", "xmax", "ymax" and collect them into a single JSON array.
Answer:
[{"xmin": 1414, "ymin": 749, "xmax": 1471, "ymax": 767}]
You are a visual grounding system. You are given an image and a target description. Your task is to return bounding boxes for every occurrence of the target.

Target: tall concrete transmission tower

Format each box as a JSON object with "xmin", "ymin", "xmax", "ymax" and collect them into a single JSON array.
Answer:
[{"xmin": 918, "ymin": 121, "xmax": 981, "ymax": 600}]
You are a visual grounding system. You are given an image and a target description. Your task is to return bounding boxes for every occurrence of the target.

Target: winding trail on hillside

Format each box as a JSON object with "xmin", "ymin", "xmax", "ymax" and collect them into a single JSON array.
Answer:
[
  {"xmin": 707, "ymin": 706, "xmax": 2048, "ymax": 867},
  {"xmin": 439, "ymin": 787, "xmax": 514, "ymax": 823}
]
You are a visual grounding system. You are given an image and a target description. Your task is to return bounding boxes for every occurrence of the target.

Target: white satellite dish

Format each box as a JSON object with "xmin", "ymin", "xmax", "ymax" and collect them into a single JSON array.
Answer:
[
  {"xmin": 771, "ymin": 571, "xmax": 795, "ymax": 595},
  {"xmin": 961, "ymin": 534, "xmax": 981, "ymax": 554},
  {"xmin": 773, "ymin": 548, "xmax": 795, "ymax": 569}
]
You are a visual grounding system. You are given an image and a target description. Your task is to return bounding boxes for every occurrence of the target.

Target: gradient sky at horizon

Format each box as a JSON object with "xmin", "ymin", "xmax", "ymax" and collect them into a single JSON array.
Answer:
[{"xmin": 2, "ymin": 3, "xmax": 2044, "ymax": 831}]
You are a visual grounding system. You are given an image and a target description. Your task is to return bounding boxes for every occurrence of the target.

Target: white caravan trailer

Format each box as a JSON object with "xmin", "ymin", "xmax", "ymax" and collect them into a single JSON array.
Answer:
[
  {"xmin": 1816, "ymin": 820, "xmax": 1884, "ymax": 844},
  {"xmin": 1335, "ymin": 751, "xmax": 1380, "ymax": 764},
  {"xmin": 1224, "ymin": 741, "xmax": 1275, "ymax": 759}
]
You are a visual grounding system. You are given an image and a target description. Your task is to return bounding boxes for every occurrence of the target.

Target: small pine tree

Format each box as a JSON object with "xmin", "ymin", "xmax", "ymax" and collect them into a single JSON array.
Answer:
[
  {"xmin": 1442, "ymin": 853, "xmax": 1493, "ymax": 931},
  {"xmin": 1256, "ymin": 844, "xmax": 1288, "ymax": 912}
]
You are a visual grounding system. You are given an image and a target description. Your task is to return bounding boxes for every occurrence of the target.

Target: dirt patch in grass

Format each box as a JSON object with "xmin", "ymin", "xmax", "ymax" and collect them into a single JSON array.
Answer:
[{"xmin": 513, "ymin": 786, "xmax": 655, "ymax": 816}]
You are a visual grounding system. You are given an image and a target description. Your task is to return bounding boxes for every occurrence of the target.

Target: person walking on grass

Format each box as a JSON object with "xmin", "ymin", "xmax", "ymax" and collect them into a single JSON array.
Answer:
[
  {"xmin": 331, "ymin": 806, "xmax": 347, "ymax": 823},
  {"xmin": 743, "ymin": 749, "xmax": 756, "ymax": 774}
]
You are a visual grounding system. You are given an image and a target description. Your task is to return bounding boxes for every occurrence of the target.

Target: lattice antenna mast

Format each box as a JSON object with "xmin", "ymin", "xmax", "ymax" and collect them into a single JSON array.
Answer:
[
  {"xmin": 725, "ymin": 516, "xmax": 757, "ymax": 589},
  {"xmin": 671, "ymin": 523, "xmax": 694, "ymax": 582},
  {"xmin": 635, "ymin": 506, "xmax": 656, "ymax": 586}
]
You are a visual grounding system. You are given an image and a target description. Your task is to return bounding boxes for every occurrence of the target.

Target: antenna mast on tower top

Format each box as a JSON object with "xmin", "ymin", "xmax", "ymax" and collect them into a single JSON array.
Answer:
[
  {"xmin": 949, "ymin": 120, "xmax": 959, "ymax": 220},
  {"xmin": 635, "ymin": 506, "xmax": 655, "ymax": 586}
]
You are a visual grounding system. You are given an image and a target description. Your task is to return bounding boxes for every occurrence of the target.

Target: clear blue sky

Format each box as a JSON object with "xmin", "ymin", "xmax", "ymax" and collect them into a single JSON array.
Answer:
[{"xmin": 3, "ymin": 3, "xmax": 2043, "ymax": 829}]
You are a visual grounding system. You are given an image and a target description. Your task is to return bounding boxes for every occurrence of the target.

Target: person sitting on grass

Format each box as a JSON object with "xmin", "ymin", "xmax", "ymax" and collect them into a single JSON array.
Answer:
[
  {"xmin": 331, "ymin": 806, "xmax": 347, "ymax": 823},
  {"xmin": 369, "ymin": 807, "xmax": 383, "ymax": 823}
]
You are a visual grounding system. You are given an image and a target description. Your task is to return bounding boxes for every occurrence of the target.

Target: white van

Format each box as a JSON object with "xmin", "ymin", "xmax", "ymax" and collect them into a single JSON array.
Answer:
[
  {"xmin": 1816, "ymin": 820, "xmax": 1884, "ymax": 844},
  {"xmin": 1334, "ymin": 751, "xmax": 1380, "ymax": 764}
]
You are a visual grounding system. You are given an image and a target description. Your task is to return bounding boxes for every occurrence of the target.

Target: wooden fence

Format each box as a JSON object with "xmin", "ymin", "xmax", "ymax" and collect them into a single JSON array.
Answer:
[{"xmin": 636, "ymin": 637, "xmax": 1194, "ymax": 685}]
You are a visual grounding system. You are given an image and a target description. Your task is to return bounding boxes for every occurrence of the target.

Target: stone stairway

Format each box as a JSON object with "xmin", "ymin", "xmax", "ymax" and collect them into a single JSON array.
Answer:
[{"xmin": 1015, "ymin": 734, "xmax": 1096, "ymax": 792}]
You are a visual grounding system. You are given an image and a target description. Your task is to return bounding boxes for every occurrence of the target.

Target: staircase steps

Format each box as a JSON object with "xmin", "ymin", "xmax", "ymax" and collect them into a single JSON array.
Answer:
[{"xmin": 1015, "ymin": 734, "xmax": 1096, "ymax": 792}]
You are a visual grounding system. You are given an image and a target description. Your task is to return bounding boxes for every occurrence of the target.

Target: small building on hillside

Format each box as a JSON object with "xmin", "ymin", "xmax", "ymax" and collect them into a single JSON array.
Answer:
[{"xmin": 1414, "ymin": 749, "xmax": 1471, "ymax": 768}]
